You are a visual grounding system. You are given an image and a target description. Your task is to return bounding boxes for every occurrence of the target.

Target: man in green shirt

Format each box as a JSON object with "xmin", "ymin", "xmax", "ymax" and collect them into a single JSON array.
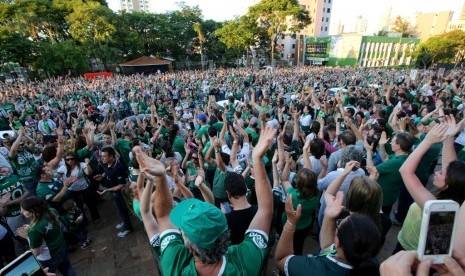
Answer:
[
  {"xmin": 0, "ymin": 167, "xmax": 29, "ymax": 235},
  {"xmin": 133, "ymin": 126, "xmax": 276, "ymax": 276},
  {"xmin": 245, "ymin": 117, "xmax": 260, "ymax": 146},
  {"xmin": 366, "ymin": 132, "xmax": 414, "ymax": 215},
  {"xmin": 35, "ymin": 165, "xmax": 73, "ymax": 211},
  {"xmin": 196, "ymin": 114, "xmax": 210, "ymax": 142}
]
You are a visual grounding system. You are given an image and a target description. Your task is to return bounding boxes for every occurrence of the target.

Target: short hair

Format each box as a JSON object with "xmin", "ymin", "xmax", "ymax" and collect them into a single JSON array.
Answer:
[
  {"xmin": 340, "ymin": 145, "xmax": 363, "ymax": 168},
  {"xmin": 101, "ymin": 146, "xmax": 116, "ymax": 157},
  {"xmin": 208, "ymin": 126, "xmax": 218, "ymax": 138},
  {"xmin": 395, "ymin": 132, "xmax": 414, "ymax": 152},
  {"xmin": 224, "ymin": 172, "xmax": 247, "ymax": 198},
  {"xmin": 310, "ymin": 138, "xmax": 325, "ymax": 159},
  {"xmin": 184, "ymin": 230, "xmax": 230, "ymax": 264},
  {"xmin": 340, "ymin": 130, "xmax": 356, "ymax": 146},
  {"xmin": 327, "ymin": 124, "xmax": 336, "ymax": 132}
]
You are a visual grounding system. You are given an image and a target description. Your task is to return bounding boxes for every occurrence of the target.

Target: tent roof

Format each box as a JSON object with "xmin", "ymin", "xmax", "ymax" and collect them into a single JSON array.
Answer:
[{"xmin": 120, "ymin": 56, "xmax": 172, "ymax": 67}]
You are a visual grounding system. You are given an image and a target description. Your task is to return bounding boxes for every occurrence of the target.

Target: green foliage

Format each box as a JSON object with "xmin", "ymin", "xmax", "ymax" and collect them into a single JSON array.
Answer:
[
  {"xmin": 391, "ymin": 16, "xmax": 416, "ymax": 38},
  {"xmin": 34, "ymin": 40, "xmax": 88, "ymax": 76},
  {"xmin": 414, "ymin": 30, "xmax": 465, "ymax": 67},
  {"xmin": 215, "ymin": 17, "xmax": 254, "ymax": 53},
  {"xmin": 0, "ymin": 27, "xmax": 36, "ymax": 66}
]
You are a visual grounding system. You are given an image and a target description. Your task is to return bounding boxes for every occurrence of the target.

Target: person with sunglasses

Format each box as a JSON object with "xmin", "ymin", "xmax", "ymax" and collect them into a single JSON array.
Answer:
[{"xmin": 56, "ymin": 152, "xmax": 100, "ymax": 224}]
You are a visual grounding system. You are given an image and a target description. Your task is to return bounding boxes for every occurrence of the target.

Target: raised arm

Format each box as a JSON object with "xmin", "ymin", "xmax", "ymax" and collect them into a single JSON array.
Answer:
[
  {"xmin": 248, "ymin": 126, "xmax": 276, "ymax": 233},
  {"xmin": 325, "ymin": 161, "xmax": 357, "ymax": 196},
  {"xmin": 9, "ymin": 128, "xmax": 25, "ymax": 158},
  {"xmin": 320, "ymin": 191, "xmax": 345, "ymax": 250},
  {"xmin": 377, "ymin": 132, "xmax": 390, "ymax": 162},
  {"xmin": 135, "ymin": 146, "xmax": 175, "ymax": 233},
  {"xmin": 213, "ymin": 137, "xmax": 227, "ymax": 172},
  {"xmin": 139, "ymin": 172, "xmax": 160, "ymax": 239},
  {"xmin": 302, "ymin": 138, "xmax": 312, "ymax": 170},
  {"xmin": 229, "ymin": 126, "xmax": 240, "ymax": 170},
  {"xmin": 399, "ymin": 123, "xmax": 448, "ymax": 209},
  {"xmin": 194, "ymin": 171, "xmax": 214, "ymax": 204},
  {"xmin": 46, "ymin": 136, "xmax": 65, "ymax": 170}
]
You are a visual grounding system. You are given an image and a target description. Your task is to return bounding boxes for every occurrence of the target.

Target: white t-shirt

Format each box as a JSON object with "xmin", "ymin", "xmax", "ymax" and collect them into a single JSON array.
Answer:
[
  {"xmin": 221, "ymin": 143, "xmax": 250, "ymax": 163},
  {"xmin": 57, "ymin": 163, "xmax": 89, "ymax": 191},
  {"xmin": 299, "ymin": 114, "xmax": 312, "ymax": 127}
]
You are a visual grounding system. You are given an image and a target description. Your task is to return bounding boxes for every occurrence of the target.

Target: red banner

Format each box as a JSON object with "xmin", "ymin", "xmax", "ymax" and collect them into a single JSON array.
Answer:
[{"xmin": 84, "ymin": 72, "xmax": 113, "ymax": 79}]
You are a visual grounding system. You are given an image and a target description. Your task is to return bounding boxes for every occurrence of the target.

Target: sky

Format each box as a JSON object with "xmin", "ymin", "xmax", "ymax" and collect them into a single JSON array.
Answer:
[{"xmin": 108, "ymin": 0, "xmax": 464, "ymax": 34}]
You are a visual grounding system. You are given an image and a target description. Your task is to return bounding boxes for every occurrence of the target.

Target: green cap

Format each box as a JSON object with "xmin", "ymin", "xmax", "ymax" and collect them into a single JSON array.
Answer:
[{"xmin": 170, "ymin": 198, "xmax": 227, "ymax": 249}]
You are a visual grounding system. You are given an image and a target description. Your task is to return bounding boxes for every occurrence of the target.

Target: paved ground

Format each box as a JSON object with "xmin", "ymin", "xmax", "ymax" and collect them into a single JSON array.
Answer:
[{"xmin": 67, "ymin": 193, "xmax": 401, "ymax": 276}]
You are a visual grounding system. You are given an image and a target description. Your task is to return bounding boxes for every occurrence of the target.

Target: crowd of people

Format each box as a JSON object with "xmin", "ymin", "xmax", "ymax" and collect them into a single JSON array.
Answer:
[{"xmin": 0, "ymin": 66, "xmax": 465, "ymax": 275}]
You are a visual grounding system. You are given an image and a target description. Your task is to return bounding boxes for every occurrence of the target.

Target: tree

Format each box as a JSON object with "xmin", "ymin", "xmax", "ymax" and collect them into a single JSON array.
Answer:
[
  {"xmin": 247, "ymin": 0, "xmax": 311, "ymax": 67},
  {"xmin": 193, "ymin": 22, "xmax": 206, "ymax": 70},
  {"xmin": 215, "ymin": 17, "xmax": 255, "ymax": 66},
  {"xmin": 0, "ymin": 27, "xmax": 36, "ymax": 67},
  {"xmin": 414, "ymin": 30, "xmax": 465, "ymax": 67},
  {"xmin": 391, "ymin": 16, "xmax": 416, "ymax": 38},
  {"xmin": 34, "ymin": 40, "xmax": 88, "ymax": 76},
  {"xmin": 66, "ymin": 1, "xmax": 115, "ymax": 44}
]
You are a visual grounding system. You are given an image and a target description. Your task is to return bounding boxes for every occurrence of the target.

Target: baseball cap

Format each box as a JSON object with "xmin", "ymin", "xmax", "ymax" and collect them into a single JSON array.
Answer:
[
  {"xmin": 196, "ymin": 114, "xmax": 207, "ymax": 123},
  {"xmin": 170, "ymin": 198, "xmax": 227, "ymax": 249}
]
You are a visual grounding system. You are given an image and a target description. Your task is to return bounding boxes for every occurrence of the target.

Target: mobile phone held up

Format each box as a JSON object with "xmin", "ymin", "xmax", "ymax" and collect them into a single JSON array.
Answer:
[
  {"xmin": 0, "ymin": 250, "xmax": 47, "ymax": 276},
  {"xmin": 417, "ymin": 200, "xmax": 459, "ymax": 264}
]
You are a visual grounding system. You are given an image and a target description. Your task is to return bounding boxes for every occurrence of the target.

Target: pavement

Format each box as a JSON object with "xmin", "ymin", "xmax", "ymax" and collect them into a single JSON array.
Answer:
[{"xmin": 68, "ymin": 193, "xmax": 401, "ymax": 276}]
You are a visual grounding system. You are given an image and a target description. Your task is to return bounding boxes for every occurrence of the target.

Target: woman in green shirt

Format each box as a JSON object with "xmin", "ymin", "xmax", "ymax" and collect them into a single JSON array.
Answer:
[
  {"xmin": 18, "ymin": 197, "xmax": 76, "ymax": 276},
  {"xmin": 280, "ymin": 168, "xmax": 319, "ymax": 255}
]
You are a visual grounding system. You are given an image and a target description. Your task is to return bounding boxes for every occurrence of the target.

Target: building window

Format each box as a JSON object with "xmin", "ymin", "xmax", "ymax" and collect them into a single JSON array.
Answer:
[
  {"xmin": 292, "ymin": 44, "xmax": 295, "ymax": 49},
  {"xmin": 323, "ymin": 8, "xmax": 325, "ymax": 13},
  {"xmin": 326, "ymin": 17, "xmax": 329, "ymax": 22},
  {"xmin": 321, "ymin": 26, "xmax": 323, "ymax": 31},
  {"xmin": 327, "ymin": 8, "xmax": 331, "ymax": 13},
  {"xmin": 328, "ymin": 0, "xmax": 331, "ymax": 2},
  {"xmin": 325, "ymin": 27, "xmax": 328, "ymax": 31},
  {"xmin": 281, "ymin": 53, "xmax": 284, "ymax": 58},
  {"xmin": 322, "ymin": 17, "xmax": 324, "ymax": 22},
  {"xmin": 291, "ymin": 53, "xmax": 295, "ymax": 58}
]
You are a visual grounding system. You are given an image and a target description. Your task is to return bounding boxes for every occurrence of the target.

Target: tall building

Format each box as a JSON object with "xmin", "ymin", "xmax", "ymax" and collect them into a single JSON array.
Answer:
[
  {"xmin": 447, "ymin": 2, "xmax": 465, "ymax": 32},
  {"xmin": 379, "ymin": 6, "xmax": 392, "ymax": 32},
  {"xmin": 118, "ymin": 0, "xmax": 151, "ymax": 13},
  {"xmin": 415, "ymin": 11, "xmax": 453, "ymax": 41},
  {"xmin": 299, "ymin": 0, "xmax": 333, "ymax": 37},
  {"xmin": 277, "ymin": 0, "xmax": 333, "ymax": 65}
]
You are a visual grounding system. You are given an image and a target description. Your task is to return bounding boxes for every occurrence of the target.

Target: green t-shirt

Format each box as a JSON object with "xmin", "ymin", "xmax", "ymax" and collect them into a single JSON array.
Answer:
[
  {"xmin": 10, "ymin": 150, "xmax": 39, "ymax": 182},
  {"xmin": 159, "ymin": 126, "xmax": 170, "ymax": 140},
  {"xmin": 28, "ymin": 210, "xmax": 65, "ymax": 257},
  {"xmin": 116, "ymin": 138, "xmax": 132, "ymax": 168},
  {"xmin": 213, "ymin": 167, "xmax": 228, "ymax": 199},
  {"xmin": 132, "ymin": 199, "xmax": 142, "ymax": 222},
  {"xmin": 196, "ymin": 124, "xmax": 210, "ymax": 142},
  {"xmin": 213, "ymin": 122, "xmax": 224, "ymax": 133},
  {"xmin": 398, "ymin": 203, "xmax": 422, "ymax": 251},
  {"xmin": 36, "ymin": 180, "xmax": 68, "ymax": 203},
  {"xmin": 286, "ymin": 252, "xmax": 352, "ymax": 276},
  {"xmin": 172, "ymin": 136, "xmax": 186, "ymax": 159},
  {"xmin": 159, "ymin": 229, "xmax": 268, "ymax": 276},
  {"xmin": 376, "ymin": 154, "xmax": 408, "ymax": 206},
  {"xmin": 186, "ymin": 161, "xmax": 198, "ymax": 188},
  {"xmin": 282, "ymin": 187, "xmax": 319, "ymax": 230},
  {"xmin": 0, "ymin": 174, "xmax": 24, "ymax": 216}
]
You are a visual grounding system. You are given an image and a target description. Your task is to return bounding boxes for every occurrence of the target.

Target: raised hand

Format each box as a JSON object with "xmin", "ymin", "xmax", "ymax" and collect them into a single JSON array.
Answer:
[
  {"xmin": 378, "ymin": 131, "xmax": 390, "ymax": 146},
  {"xmin": 424, "ymin": 123, "xmax": 448, "ymax": 145},
  {"xmin": 324, "ymin": 191, "xmax": 345, "ymax": 219},
  {"xmin": 285, "ymin": 194, "xmax": 301, "ymax": 225},
  {"xmin": 343, "ymin": 160, "xmax": 359, "ymax": 175},
  {"xmin": 253, "ymin": 126, "xmax": 276, "ymax": 158}
]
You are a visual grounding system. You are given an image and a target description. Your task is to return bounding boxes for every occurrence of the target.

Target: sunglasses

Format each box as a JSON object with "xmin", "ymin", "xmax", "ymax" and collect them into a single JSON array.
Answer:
[{"xmin": 65, "ymin": 158, "xmax": 76, "ymax": 161}]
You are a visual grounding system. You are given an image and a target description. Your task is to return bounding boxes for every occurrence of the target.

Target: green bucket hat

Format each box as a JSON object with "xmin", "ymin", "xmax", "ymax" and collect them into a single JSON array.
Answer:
[{"xmin": 170, "ymin": 198, "xmax": 227, "ymax": 249}]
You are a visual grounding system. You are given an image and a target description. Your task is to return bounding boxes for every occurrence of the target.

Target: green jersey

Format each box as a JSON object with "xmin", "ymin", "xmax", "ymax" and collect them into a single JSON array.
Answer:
[
  {"xmin": 28, "ymin": 210, "xmax": 65, "ymax": 257},
  {"xmin": 116, "ymin": 138, "xmax": 132, "ymax": 168},
  {"xmin": 196, "ymin": 124, "xmax": 210, "ymax": 142},
  {"xmin": 10, "ymin": 149, "xmax": 39, "ymax": 182},
  {"xmin": 213, "ymin": 167, "xmax": 228, "ymax": 199},
  {"xmin": 36, "ymin": 179, "xmax": 68, "ymax": 203},
  {"xmin": 0, "ymin": 174, "xmax": 24, "ymax": 216},
  {"xmin": 159, "ymin": 229, "xmax": 268, "ymax": 275},
  {"xmin": 172, "ymin": 136, "xmax": 186, "ymax": 159}
]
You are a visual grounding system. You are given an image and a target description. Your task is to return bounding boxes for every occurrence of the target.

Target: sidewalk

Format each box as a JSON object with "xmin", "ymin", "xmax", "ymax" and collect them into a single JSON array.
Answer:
[{"xmin": 69, "ymin": 197, "xmax": 159, "ymax": 276}]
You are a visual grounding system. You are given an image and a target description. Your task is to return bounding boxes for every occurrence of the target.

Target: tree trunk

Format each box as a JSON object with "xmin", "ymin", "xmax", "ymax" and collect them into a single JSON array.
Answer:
[{"xmin": 271, "ymin": 39, "xmax": 275, "ymax": 68}]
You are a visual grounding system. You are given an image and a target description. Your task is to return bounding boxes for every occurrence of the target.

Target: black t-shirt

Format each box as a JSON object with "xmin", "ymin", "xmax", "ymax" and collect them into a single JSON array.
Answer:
[
  {"xmin": 102, "ymin": 160, "xmax": 128, "ymax": 189},
  {"xmin": 226, "ymin": 205, "xmax": 258, "ymax": 245}
]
